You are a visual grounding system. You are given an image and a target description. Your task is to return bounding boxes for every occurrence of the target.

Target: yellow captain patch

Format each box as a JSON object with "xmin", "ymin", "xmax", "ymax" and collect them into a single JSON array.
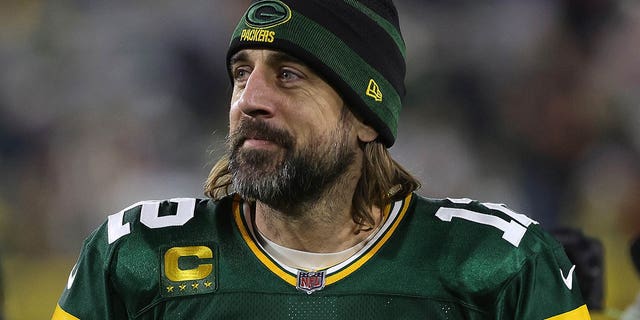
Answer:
[
  {"xmin": 164, "ymin": 246, "xmax": 213, "ymax": 282},
  {"xmin": 52, "ymin": 304, "xmax": 80, "ymax": 320},
  {"xmin": 160, "ymin": 244, "xmax": 217, "ymax": 298},
  {"xmin": 545, "ymin": 305, "xmax": 591, "ymax": 320}
]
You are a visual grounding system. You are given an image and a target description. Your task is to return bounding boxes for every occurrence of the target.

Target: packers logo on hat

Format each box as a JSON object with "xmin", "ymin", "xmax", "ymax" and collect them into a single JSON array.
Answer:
[{"xmin": 245, "ymin": 0, "xmax": 292, "ymax": 29}]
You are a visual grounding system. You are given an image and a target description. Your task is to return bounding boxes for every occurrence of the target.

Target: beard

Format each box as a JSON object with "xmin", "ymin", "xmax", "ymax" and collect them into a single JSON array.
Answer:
[{"xmin": 228, "ymin": 119, "xmax": 356, "ymax": 213}]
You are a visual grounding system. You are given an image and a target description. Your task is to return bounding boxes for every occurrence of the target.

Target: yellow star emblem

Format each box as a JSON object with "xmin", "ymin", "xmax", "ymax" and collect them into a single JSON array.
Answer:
[
  {"xmin": 192, "ymin": 282, "xmax": 199, "ymax": 290},
  {"xmin": 204, "ymin": 281, "xmax": 212, "ymax": 288},
  {"xmin": 179, "ymin": 284, "xmax": 187, "ymax": 291},
  {"xmin": 166, "ymin": 286, "xmax": 174, "ymax": 292}
]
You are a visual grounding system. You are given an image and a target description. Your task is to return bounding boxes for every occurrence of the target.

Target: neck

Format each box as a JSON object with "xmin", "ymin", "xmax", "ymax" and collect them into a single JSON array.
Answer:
[{"xmin": 252, "ymin": 166, "xmax": 383, "ymax": 253}]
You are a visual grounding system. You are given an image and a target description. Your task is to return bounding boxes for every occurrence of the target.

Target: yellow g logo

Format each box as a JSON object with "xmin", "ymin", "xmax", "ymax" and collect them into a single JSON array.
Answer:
[{"xmin": 164, "ymin": 246, "xmax": 213, "ymax": 282}]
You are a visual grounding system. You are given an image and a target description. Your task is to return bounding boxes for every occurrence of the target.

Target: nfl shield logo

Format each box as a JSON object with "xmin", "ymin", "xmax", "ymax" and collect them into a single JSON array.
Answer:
[{"xmin": 296, "ymin": 270, "xmax": 326, "ymax": 294}]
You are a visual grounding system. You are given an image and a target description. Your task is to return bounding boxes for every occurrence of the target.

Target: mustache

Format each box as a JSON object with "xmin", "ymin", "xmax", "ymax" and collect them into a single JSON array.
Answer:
[{"xmin": 228, "ymin": 119, "xmax": 294, "ymax": 150}]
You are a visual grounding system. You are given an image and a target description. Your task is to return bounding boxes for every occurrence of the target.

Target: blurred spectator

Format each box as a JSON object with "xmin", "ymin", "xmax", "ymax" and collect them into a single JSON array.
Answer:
[
  {"xmin": 489, "ymin": 0, "xmax": 622, "ymax": 228},
  {"xmin": 0, "ymin": 0, "xmax": 246, "ymax": 254}
]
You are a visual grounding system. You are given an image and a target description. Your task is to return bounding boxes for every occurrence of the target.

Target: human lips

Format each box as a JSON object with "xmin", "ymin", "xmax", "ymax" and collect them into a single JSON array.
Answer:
[{"xmin": 242, "ymin": 136, "xmax": 279, "ymax": 148}]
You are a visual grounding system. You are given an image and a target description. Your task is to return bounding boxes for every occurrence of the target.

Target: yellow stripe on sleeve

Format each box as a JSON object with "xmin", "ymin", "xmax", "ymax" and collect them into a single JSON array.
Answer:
[
  {"xmin": 545, "ymin": 305, "xmax": 591, "ymax": 320},
  {"xmin": 51, "ymin": 304, "xmax": 80, "ymax": 320}
]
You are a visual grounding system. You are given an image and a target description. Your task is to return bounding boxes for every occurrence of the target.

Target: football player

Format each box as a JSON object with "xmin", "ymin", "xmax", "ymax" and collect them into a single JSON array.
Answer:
[{"xmin": 53, "ymin": 0, "xmax": 592, "ymax": 319}]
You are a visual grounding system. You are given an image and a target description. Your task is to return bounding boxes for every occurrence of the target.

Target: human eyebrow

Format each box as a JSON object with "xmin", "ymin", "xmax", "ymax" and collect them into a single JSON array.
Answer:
[
  {"xmin": 266, "ymin": 51, "xmax": 307, "ymax": 68},
  {"xmin": 229, "ymin": 51, "xmax": 249, "ymax": 68}
]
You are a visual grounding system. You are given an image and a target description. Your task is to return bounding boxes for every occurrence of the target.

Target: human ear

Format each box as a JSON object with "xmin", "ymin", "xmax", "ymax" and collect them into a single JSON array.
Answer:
[{"xmin": 356, "ymin": 122, "xmax": 378, "ymax": 143}]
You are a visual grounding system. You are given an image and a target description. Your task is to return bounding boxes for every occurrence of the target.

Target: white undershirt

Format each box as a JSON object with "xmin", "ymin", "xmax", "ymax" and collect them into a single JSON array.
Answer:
[{"xmin": 253, "ymin": 222, "xmax": 380, "ymax": 271}]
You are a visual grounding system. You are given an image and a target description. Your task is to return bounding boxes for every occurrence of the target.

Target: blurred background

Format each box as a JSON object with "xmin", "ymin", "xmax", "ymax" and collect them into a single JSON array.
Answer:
[{"xmin": 1, "ymin": 0, "xmax": 639, "ymax": 319}]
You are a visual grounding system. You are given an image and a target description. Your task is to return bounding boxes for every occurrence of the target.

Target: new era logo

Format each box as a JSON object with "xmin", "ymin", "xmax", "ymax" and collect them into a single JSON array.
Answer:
[{"xmin": 366, "ymin": 79, "xmax": 383, "ymax": 102}]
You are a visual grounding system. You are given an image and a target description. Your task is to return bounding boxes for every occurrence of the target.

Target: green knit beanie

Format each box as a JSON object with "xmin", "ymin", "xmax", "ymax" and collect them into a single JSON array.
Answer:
[{"xmin": 227, "ymin": 0, "xmax": 406, "ymax": 147}]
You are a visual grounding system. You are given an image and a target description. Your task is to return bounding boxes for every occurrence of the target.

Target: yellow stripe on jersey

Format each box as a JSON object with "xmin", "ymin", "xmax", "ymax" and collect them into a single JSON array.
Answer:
[
  {"xmin": 51, "ymin": 304, "xmax": 80, "ymax": 320},
  {"xmin": 545, "ymin": 305, "xmax": 591, "ymax": 320},
  {"xmin": 233, "ymin": 193, "xmax": 413, "ymax": 288},
  {"xmin": 233, "ymin": 197, "xmax": 297, "ymax": 286},
  {"xmin": 325, "ymin": 193, "xmax": 412, "ymax": 285}
]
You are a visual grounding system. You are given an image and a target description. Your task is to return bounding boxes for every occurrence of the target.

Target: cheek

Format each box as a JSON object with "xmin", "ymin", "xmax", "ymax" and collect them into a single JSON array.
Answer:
[
  {"xmin": 291, "ymin": 102, "xmax": 343, "ymax": 141},
  {"xmin": 228, "ymin": 100, "xmax": 242, "ymax": 131},
  {"xmin": 304, "ymin": 117, "xmax": 353, "ymax": 148}
]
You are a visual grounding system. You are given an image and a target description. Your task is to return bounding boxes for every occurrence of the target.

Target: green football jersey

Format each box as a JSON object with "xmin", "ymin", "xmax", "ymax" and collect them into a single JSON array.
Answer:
[{"xmin": 53, "ymin": 193, "xmax": 591, "ymax": 319}]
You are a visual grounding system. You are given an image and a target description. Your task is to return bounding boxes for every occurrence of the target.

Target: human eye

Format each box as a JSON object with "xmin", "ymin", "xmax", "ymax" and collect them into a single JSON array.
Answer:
[
  {"xmin": 232, "ymin": 66, "xmax": 251, "ymax": 85},
  {"xmin": 278, "ymin": 68, "xmax": 303, "ymax": 83}
]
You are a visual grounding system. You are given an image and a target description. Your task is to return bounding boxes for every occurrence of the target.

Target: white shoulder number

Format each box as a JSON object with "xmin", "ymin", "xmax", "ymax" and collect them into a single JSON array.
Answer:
[
  {"xmin": 435, "ymin": 198, "xmax": 538, "ymax": 247},
  {"xmin": 107, "ymin": 198, "xmax": 196, "ymax": 244}
]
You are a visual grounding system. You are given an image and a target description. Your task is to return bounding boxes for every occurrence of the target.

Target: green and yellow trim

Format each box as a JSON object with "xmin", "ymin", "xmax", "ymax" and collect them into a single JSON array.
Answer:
[
  {"xmin": 233, "ymin": 193, "xmax": 413, "ymax": 288},
  {"xmin": 232, "ymin": 198, "xmax": 297, "ymax": 285}
]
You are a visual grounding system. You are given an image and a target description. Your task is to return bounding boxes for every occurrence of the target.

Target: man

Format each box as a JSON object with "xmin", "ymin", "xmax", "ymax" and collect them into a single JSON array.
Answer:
[{"xmin": 53, "ymin": 0, "xmax": 591, "ymax": 319}]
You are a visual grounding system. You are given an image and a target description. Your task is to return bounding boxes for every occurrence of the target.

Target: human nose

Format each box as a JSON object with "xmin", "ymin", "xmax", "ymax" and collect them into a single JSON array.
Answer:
[{"xmin": 234, "ymin": 66, "xmax": 277, "ymax": 119}]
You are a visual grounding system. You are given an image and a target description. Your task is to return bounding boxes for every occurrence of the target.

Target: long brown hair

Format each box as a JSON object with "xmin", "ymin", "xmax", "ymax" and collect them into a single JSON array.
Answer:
[{"xmin": 204, "ymin": 141, "xmax": 420, "ymax": 228}]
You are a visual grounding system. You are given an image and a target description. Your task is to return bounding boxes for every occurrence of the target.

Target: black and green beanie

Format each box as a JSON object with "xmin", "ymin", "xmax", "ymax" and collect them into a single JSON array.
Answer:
[{"xmin": 227, "ymin": 0, "xmax": 406, "ymax": 147}]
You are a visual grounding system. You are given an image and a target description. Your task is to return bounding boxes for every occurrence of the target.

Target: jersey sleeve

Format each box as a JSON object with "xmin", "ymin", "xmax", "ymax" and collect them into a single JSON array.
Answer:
[
  {"xmin": 51, "ymin": 223, "xmax": 127, "ymax": 320},
  {"xmin": 495, "ymin": 243, "xmax": 591, "ymax": 319},
  {"xmin": 52, "ymin": 198, "xmax": 206, "ymax": 319}
]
